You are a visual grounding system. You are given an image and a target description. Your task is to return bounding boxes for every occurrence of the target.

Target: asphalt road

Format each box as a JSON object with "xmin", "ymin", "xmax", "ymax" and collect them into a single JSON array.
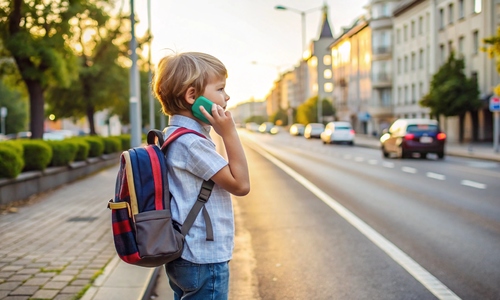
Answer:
[{"xmin": 233, "ymin": 130, "xmax": 500, "ymax": 300}]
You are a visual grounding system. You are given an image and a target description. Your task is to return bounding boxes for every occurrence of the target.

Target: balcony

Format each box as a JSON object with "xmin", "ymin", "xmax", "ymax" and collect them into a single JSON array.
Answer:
[{"xmin": 371, "ymin": 72, "xmax": 392, "ymax": 87}]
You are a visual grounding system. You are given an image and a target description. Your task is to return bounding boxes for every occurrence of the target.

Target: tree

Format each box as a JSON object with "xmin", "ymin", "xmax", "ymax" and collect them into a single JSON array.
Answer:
[
  {"xmin": 0, "ymin": 79, "xmax": 28, "ymax": 134},
  {"xmin": 0, "ymin": 0, "xmax": 89, "ymax": 138},
  {"xmin": 483, "ymin": 26, "xmax": 500, "ymax": 95},
  {"xmin": 45, "ymin": 2, "xmax": 135, "ymax": 135},
  {"xmin": 419, "ymin": 51, "xmax": 480, "ymax": 141},
  {"xmin": 296, "ymin": 96, "xmax": 335, "ymax": 124}
]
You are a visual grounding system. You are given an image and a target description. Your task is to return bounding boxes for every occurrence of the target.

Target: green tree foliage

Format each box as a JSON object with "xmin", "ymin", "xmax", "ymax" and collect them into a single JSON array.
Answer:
[
  {"xmin": 296, "ymin": 96, "xmax": 335, "ymax": 124},
  {"xmin": 483, "ymin": 26, "xmax": 500, "ymax": 95},
  {"xmin": 420, "ymin": 52, "xmax": 480, "ymax": 119},
  {"xmin": 269, "ymin": 108, "xmax": 288, "ymax": 126},
  {"xmin": 45, "ymin": 1, "xmax": 130, "ymax": 135},
  {"xmin": 0, "ymin": 0, "xmax": 84, "ymax": 138},
  {"xmin": 0, "ymin": 80, "xmax": 28, "ymax": 134}
]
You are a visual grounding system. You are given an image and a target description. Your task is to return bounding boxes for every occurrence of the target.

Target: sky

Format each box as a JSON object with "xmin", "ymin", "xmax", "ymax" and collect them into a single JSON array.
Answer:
[{"xmin": 131, "ymin": 0, "xmax": 368, "ymax": 108}]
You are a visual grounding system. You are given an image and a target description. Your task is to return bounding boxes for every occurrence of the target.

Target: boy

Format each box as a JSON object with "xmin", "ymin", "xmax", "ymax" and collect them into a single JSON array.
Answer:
[{"xmin": 152, "ymin": 51, "xmax": 250, "ymax": 299}]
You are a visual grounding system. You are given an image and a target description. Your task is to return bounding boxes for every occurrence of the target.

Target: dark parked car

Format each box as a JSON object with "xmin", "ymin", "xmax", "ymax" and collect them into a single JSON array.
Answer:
[{"xmin": 380, "ymin": 118, "xmax": 446, "ymax": 159}]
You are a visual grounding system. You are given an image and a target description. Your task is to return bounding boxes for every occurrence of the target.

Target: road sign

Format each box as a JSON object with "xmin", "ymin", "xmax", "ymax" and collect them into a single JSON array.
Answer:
[
  {"xmin": 490, "ymin": 95, "xmax": 500, "ymax": 112},
  {"xmin": 0, "ymin": 107, "xmax": 7, "ymax": 118}
]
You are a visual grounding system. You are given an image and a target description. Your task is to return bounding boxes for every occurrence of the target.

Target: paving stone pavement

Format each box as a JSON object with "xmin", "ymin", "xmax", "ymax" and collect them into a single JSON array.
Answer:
[{"xmin": 0, "ymin": 166, "xmax": 119, "ymax": 300}]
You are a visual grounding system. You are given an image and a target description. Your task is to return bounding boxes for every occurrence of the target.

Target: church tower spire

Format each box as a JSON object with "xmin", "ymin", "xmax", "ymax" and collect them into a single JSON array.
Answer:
[{"xmin": 318, "ymin": 2, "xmax": 333, "ymax": 39}]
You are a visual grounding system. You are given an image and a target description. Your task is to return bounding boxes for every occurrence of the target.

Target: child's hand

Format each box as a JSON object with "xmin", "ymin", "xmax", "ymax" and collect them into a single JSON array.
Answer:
[{"xmin": 200, "ymin": 104, "xmax": 235, "ymax": 137}]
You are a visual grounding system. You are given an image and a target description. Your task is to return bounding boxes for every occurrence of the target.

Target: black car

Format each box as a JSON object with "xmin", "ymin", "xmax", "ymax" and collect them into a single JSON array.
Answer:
[{"xmin": 380, "ymin": 118, "xmax": 446, "ymax": 159}]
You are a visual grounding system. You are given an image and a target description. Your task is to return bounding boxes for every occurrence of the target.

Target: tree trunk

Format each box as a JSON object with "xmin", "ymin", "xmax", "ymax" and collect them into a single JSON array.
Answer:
[
  {"xmin": 458, "ymin": 112, "xmax": 465, "ymax": 144},
  {"xmin": 87, "ymin": 104, "xmax": 96, "ymax": 135},
  {"xmin": 471, "ymin": 110, "xmax": 479, "ymax": 142},
  {"xmin": 25, "ymin": 80, "xmax": 45, "ymax": 139}
]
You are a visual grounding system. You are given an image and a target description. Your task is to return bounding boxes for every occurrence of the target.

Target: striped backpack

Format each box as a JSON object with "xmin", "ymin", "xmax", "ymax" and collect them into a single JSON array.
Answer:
[{"xmin": 108, "ymin": 127, "xmax": 215, "ymax": 267}]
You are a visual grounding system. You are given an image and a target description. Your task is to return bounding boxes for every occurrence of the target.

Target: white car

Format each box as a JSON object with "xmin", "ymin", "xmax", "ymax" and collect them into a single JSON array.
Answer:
[
  {"xmin": 304, "ymin": 123, "xmax": 325, "ymax": 139},
  {"xmin": 320, "ymin": 121, "xmax": 355, "ymax": 145}
]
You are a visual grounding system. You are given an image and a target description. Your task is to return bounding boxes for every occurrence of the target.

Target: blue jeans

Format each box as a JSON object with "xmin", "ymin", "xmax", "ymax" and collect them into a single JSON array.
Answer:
[{"xmin": 165, "ymin": 257, "xmax": 229, "ymax": 300}]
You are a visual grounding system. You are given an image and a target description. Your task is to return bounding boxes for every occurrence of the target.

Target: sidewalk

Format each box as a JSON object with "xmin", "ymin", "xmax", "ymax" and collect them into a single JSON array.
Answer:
[
  {"xmin": 0, "ymin": 165, "xmax": 161, "ymax": 300},
  {"xmin": 0, "ymin": 136, "xmax": 498, "ymax": 300}
]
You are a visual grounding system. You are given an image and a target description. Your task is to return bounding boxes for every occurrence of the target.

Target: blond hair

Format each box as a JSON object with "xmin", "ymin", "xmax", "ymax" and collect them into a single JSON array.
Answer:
[{"xmin": 152, "ymin": 52, "xmax": 227, "ymax": 116}]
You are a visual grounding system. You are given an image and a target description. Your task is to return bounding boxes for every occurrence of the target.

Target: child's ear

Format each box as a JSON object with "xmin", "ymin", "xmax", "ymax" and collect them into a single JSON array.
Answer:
[{"xmin": 184, "ymin": 87, "xmax": 196, "ymax": 105}]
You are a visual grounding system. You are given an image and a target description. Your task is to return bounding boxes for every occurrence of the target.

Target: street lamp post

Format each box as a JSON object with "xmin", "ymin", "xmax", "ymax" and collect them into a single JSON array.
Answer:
[
  {"xmin": 274, "ymin": 4, "xmax": 324, "ymax": 123},
  {"xmin": 147, "ymin": 0, "xmax": 155, "ymax": 130},
  {"xmin": 129, "ymin": 0, "xmax": 142, "ymax": 147}
]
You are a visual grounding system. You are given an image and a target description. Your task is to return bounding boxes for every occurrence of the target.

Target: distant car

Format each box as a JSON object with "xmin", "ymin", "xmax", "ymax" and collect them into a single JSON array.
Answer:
[
  {"xmin": 380, "ymin": 118, "xmax": 446, "ymax": 159},
  {"xmin": 259, "ymin": 122, "xmax": 274, "ymax": 133},
  {"xmin": 289, "ymin": 123, "xmax": 305, "ymax": 136},
  {"xmin": 16, "ymin": 131, "xmax": 31, "ymax": 139},
  {"xmin": 320, "ymin": 121, "xmax": 355, "ymax": 145},
  {"xmin": 245, "ymin": 122, "xmax": 259, "ymax": 132},
  {"xmin": 304, "ymin": 123, "xmax": 325, "ymax": 139}
]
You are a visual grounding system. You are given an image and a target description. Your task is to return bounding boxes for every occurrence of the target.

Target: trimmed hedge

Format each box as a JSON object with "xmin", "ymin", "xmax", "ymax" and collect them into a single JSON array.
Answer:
[
  {"xmin": 70, "ymin": 139, "xmax": 90, "ymax": 161},
  {"xmin": 46, "ymin": 141, "xmax": 79, "ymax": 167},
  {"xmin": 118, "ymin": 134, "xmax": 131, "ymax": 151},
  {"xmin": 82, "ymin": 137, "xmax": 104, "ymax": 158},
  {"xmin": 102, "ymin": 137, "xmax": 122, "ymax": 154},
  {"xmin": 19, "ymin": 140, "xmax": 53, "ymax": 171},
  {"xmin": 0, "ymin": 144, "xmax": 24, "ymax": 178}
]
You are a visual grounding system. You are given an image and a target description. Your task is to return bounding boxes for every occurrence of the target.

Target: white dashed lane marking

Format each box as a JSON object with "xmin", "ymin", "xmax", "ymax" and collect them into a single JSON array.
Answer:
[
  {"xmin": 426, "ymin": 172, "xmax": 446, "ymax": 180},
  {"xmin": 402, "ymin": 166, "xmax": 418, "ymax": 174},
  {"xmin": 460, "ymin": 180, "xmax": 486, "ymax": 189}
]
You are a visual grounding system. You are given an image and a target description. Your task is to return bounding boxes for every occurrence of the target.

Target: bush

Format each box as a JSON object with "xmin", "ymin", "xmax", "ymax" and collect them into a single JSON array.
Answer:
[
  {"xmin": 19, "ymin": 140, "xmax": 52, "ymax": 171},
  {"xmin": 118, "ymin": 134, "xmax": 131, "ymax": 151},
  {"xmin": 0, "ymin": 144, "xmax": 24, "ymax": 178},
  {"xmin": 82, "ymin": 137, "xmax": 104, "ymax": 158},
  {"xmin": 47, "ymin": 141, "xmax": 78, "ymax": 167},
  {"xmin": 66, "ymin": 138, "xmax": 90, "ymax": 161},
  {"xmin": 102, "ymin": 137, "xmax": 121, "ymax": 154}
]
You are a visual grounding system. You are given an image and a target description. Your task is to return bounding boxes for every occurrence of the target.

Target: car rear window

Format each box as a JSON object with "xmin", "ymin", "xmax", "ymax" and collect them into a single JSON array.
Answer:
[
  {"xmin": 407, "ymin": 124, "xmax": 438, "ymax": 133},
  {"xmin": 336, "ymin": 126, "xmax": 351, "ymax": 130}
]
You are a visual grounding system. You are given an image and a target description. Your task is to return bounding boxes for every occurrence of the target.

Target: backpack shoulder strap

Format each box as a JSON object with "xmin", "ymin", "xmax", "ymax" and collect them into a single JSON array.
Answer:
[{"xmin": 181, "ymin": 180, "xmax": 215, "ymax": 241}]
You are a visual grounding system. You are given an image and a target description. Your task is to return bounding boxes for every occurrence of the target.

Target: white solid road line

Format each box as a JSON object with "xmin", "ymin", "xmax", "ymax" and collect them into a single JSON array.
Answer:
[{"xmin": 245, "ymin": 140, "xmax": 461, "ymax": 300}]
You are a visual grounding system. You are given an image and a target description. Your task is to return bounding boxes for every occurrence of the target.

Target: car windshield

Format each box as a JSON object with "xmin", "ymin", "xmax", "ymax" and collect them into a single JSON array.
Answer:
[{"xmin": 407, "ymin": 124, "xmax": 438, "ymax": 133}]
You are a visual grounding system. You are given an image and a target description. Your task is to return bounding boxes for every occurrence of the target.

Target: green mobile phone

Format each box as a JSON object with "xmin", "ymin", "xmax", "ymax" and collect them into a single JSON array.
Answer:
[{"xmin": 192, "ymin": 96, "xmax": 214, "ymax": 124}]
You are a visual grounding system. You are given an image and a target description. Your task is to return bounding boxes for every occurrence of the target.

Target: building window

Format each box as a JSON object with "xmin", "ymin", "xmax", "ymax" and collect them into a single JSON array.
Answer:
[
  {"xmin": 458, "ymin": 36, "xmax": 465, "ymax": 56},
  {"xmin": 418, "ymin": 16, "xmax": 423, "ymax": 35},
  {"xmin": 458, "ymin": 0, "xmax": 464, "ymax": 18},
  {"xmin": 396, "ymin": 28, "xmax": 401, "ymax": 44},
  {"xmin": 404, "ymin": 56, "xmax": 408, "ymax": 73},
  {"xmin": 448, "ymin": 3, "xmax": 454, "ymax": 24},
  {"xmin": 411, "ymin": 20, "xmax": 415, "ymax": 38},
  {"xmin": 473, "ymin": 30, "xmax": 479, "ymax": 54},
  {"xmin": 439, "ymin": 44, "xmax": 445, "ymax": 64},
  {"xmin": 411, "ymin": 84, "xmax": 416, "ymax": 103},
  {"xmin": 324, "ymin": 82, "xmax": 333, "ymax": 93},
  {"xmin": 418, "ymin": 50, "xmax": 423, "ymax": 69},
  {"xmin": 404, "ymin": 86, "xmax": 408, "ymax": 104},
  {"xmin": 398, "ymin": 87, "xmax": 402, "ymax": 104},
  {"xmin": 419, "ymin": 82, "xmax": 424, "ymax": 98},
  {"xmin": 397, "ymin": 58, "xmax": 402, "ymax": 74},
  {"xmin": 474, "ymin": 0, "xmax": 482, "ymax": 13},
  {"xmin": 324, "ymin": 69, "xmax": 332, "ymax": 79},
  {"xmin": 404, "ymin": 25, "xmax": 408, "ymax": 41},
  {"xmin": 448, "ymin": 40, "xmax": 453, "ymax": 55},
  {"xmin": 439, "ymin": 8, "xmax": 444, "ymax": 29},
  {"xmin": 411, "ymin": 52, "xmax": 416, "ymax": 70},
  {"xmin": 323, "ymin": 55, "xmax": 332, "ymax": 65}
]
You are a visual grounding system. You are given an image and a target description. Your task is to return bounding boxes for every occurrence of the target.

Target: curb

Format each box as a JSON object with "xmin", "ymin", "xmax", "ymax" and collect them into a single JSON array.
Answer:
[{"xmin": 81, "ymin": 256, "xmax": 158, "ymax": 300}]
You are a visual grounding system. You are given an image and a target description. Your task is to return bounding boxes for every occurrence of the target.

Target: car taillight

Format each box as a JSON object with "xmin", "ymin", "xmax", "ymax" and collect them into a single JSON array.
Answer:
[
  {"xmin": 404, "ymin": 133, "xmax": 415, "ymax": 140},
  {"xmin": 437, "ymin": 132, "xmax": 446, "ymax": 140},
  {"xmin": 350, "ymin": 129, "xmax": 355, "ymax": 135}
]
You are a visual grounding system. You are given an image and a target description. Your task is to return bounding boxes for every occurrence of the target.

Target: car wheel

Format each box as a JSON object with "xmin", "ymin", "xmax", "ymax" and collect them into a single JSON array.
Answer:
[
  {"xmin": 401, "ymin": 148, "xmax": 410, "ymax": 159},
  {"xmin": 437, "ymin": 152, "xmax": 445, "ymax": 159},
  {"xmin": 382, "ymin": 146, "xmax": 389, "ymax": 158},
  {"xmin": 349, "ymin": 141, "xmax": 354, "ymax": 146},
  {"xmin": 421, "ymin": 153, "xmax": 427, "ymax": 159}
]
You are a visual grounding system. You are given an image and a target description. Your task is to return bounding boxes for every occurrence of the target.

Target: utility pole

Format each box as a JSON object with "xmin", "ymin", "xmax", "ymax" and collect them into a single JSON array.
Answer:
[
  {"xmin": 147, "ymin": 0, "xmax": 155, "ymax": 130},
  {"xmin": 129, "ymin": 0, "xmax": 142, "ymax": 147}
]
